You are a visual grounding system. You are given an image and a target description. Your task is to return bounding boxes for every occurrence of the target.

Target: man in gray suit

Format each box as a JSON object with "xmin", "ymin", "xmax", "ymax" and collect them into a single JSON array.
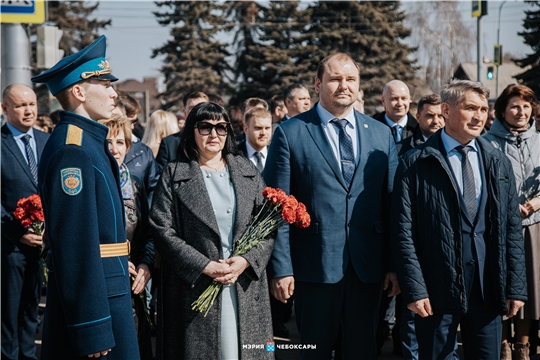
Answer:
[{"xmin": 264, "ymin": 53, "xmax": 399, "ymax": 359}]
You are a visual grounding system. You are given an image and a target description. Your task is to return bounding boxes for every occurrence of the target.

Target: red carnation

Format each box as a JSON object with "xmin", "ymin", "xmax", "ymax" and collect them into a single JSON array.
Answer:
[
  {"xmin": 13, "ymin": 194, "xmax": 44, "ymax": 236},
  {"xmin": 294, "ymin": 203, "xmax": 311, "ymax": 229},
  {"xmin": 263, "ymin": 187, "xmax": 288, "ymax": 205},
  {"xmin": 282, "ymin": 195, "xmax": 299, "ymax": 224}
]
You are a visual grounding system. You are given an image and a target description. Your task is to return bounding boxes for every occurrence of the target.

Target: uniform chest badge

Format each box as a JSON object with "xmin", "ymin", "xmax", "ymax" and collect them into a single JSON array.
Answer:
[{"xmin": 61, "ymin": 168, "xmax": 83, "ymax": 196}]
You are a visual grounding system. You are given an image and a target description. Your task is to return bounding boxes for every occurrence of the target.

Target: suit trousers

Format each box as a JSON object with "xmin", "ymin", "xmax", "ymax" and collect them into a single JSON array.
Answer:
[
  {"xmin": 294, "ymin": 264, "xmax": 383, "ymax": 360},
  {"xmin": 1, "ymin": 246, "xmax": 40, "ymax": 360},
  {"xmin": 415, "ymin": 271, "xmax": 501, "ymax": 360}
]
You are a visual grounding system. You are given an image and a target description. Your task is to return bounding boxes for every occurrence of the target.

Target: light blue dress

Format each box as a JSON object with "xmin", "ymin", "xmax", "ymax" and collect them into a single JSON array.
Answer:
[{"xmin": 202, "ymin": 166, "xmax": 239, "ymax": 360}]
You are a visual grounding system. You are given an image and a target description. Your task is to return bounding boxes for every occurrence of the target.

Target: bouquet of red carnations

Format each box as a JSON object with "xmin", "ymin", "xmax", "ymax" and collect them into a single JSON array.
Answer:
[
  {"xmin": 191, "ymin": 187, "xmax": 310, "ymax": 316},
  {"xmin": 13, "ymin": 194, "xmax": 44, "ymax": 236},
  {"xmin": 13, "ymin": 194, "xmax": 47, "ymax": 284}
]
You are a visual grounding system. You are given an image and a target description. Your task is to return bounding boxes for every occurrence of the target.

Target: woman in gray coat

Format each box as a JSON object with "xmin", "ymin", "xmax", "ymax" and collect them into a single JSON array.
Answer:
[
  {"xmin": 484, "ymin": 84, "xmax": 540, "ymax": 360},
  {"xmin": 150, "ymin": 102, "xmax": 274, "ymax": 360}
]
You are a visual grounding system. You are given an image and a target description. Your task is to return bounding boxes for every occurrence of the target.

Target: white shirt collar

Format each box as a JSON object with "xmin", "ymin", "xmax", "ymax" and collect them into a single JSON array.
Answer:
[
  {"xmin": 385, "ymin": 113, "xmax": 408, "ymax": 128},
  {"xmin": 440, "ymin": 129, "xmax": 478, "ymax": 154},
  {"xmin": 316, "ymin": 102, "xmax": 356, "ymax": 128},
  {"xmin": 245, "ymin": 140, "xmax": 268, "ymax": 159}
]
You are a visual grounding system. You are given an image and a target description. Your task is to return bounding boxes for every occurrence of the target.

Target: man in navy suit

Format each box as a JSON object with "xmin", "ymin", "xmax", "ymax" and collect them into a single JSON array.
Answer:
[
  {"xmin": 1, "ymin": 84, "xmax": 49, "ymax": 360},
  {"xmin": 264, "ymin": 53, "xmax": 399, "ymax": 359}
]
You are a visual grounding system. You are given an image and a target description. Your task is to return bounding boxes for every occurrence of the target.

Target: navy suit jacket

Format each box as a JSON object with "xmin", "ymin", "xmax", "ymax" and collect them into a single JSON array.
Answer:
[
  {"xmin": 264, "ymin": 105, "xmax": 398, "ymax": 284},
  {"xmin": 155, "ymin": 131, "xmax": 181, "ymax": 172},
  {"xmin": 1, "ymin": 124, "xmax": 49, "ymax": 247}
]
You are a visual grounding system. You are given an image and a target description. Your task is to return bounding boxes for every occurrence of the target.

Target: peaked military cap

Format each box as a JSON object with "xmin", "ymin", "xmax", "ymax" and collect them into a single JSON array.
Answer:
[{"xmin": 31, "ymin": 35, "xmax": 118, "ymax": 96}]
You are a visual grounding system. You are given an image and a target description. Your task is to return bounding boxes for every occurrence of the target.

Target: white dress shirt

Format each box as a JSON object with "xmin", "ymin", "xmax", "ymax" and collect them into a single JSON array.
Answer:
[
  {"xmin": 440, "ymin": 129, "xmax": 482, "ymax": 208},
  {"xmin": 316, "ymin": 103, "xmax": 359, "ymax": 169},
  {"xmin": 245, "ymin": 141, "xmax": 268, "ymax": 170}
]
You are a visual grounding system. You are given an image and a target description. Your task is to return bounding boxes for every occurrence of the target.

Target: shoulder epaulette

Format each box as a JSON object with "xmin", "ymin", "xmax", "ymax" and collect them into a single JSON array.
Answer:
[{"xmin": 65, "ymin": 124, "xmax": 83, "ymax": 146}]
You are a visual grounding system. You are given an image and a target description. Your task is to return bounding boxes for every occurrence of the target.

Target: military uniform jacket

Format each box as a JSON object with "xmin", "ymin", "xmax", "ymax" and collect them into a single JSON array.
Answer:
[{"xmin": 38, "ymin": 111, "xmax": 139, "ymax": 359}]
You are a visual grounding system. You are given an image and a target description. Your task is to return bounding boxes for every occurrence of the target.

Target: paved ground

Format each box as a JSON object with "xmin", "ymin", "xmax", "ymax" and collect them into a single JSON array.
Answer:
[{"xmin": 35, "ymin": 295, "xmax": 540, "ymax": 359}]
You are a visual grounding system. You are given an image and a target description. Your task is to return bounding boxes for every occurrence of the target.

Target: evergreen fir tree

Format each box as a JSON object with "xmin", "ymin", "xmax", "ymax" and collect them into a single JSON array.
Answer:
[
  {"xmin": 234, "ymin": 1, "xmax": 314, "ymax": 102},
  {"xmin": 224, "ymin": 1, "xmax": 261, "ymax": 104},
  {"xmin": 303, "ymin": 1, "xmax": 417, "ymax": 114},
  {"xmin": 153, "ymin": 1, "xmax": 231, "ymax": 111},
  {"xmin": 514, "ymin": 1, "xmax": 540, "ymax": 98}
]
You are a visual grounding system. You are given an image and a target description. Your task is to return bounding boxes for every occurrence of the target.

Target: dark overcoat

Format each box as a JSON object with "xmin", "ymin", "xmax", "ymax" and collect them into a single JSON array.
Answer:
[
  {"xmin": 38, "ymin": 112, "xmax": 139, "ymax": 359},
  {"xmin": 150, "ymin": 154, "xmax": 274, "ymax": 360},
  {"xmin": 391, "ymin": 131, "xmax": 527, "ymax": 315}
]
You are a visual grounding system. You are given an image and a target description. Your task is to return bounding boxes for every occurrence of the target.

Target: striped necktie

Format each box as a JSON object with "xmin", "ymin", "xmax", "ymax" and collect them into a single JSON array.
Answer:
[
  {"xmin": 456, "ymin": 145, "xmax": 477, "ymax": 220},
  {"xmin": 22, "ymin": 134, "xmax": 38, "ymax": 184}
]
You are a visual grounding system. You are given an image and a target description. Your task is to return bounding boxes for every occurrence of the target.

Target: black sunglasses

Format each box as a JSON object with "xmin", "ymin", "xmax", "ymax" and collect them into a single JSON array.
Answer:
[{"xmin": 195, "ymin": 122, "xmax": 229, "ymax": 136}]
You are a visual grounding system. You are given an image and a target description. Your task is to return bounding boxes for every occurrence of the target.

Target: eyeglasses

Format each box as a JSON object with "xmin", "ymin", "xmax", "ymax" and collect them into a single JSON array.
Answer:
[{"xmin": 195, "ymin": 122, "xmax": 229, "ymax": 136}]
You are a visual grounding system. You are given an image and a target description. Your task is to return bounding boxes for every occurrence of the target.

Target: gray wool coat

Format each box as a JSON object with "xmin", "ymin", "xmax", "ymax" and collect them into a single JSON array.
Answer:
[{"xmin": 150, "ymin": 154, "xmax": 275, "ymax": 360}]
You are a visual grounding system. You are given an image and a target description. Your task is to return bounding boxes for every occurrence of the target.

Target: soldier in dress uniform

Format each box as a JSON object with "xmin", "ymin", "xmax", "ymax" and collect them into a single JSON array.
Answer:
[{"xmin": 31, "ymin": 36, "xmax": 140, "ymax": 360}]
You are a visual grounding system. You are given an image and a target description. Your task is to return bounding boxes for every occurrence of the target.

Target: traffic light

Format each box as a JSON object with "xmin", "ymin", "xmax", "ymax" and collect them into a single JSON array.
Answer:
[
  {"xmin": 494, "ymin": 45, "xmax": 502, "ymax": 66},
  {"xmin": 37, "ymin": 25, "xmax": 64, "ymax": 69},
  {"xmin": 487, "ymin": 66, "xmax": 494, "ymax": 80}
]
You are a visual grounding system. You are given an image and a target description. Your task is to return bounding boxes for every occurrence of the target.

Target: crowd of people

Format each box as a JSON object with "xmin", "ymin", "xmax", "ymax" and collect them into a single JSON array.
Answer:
[{"xmin": 1, "ymin": 35, "xmax": 539, "ymax": 360}]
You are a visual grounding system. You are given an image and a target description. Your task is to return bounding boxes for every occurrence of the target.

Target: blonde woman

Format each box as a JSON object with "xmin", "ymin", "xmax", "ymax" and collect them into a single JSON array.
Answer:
[{"xmin": 142, "ymin": 110, "xmax": 179, "ymax": 157}]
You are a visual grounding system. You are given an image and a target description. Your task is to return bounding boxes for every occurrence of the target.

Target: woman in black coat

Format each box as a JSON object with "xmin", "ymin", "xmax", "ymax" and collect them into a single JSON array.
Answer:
[{"xmin": 150, "ymin": 103, "xmax": 274, "ymax": 360}]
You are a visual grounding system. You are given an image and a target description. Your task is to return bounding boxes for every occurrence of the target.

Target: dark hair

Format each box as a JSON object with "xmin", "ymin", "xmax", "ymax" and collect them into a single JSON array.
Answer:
[
  {"xmin": 494, "ymin": 84, "xmax": 538, "ymax": 121},
  {"xmin": 182, "ymin": 91, "xmax": 209, "ymax": 107},
  {"xmin": 227, "ymin": 106, "xmax": 244, "ymax": 135},
  {"xmin": 270, "ymin": 94, "xmax": 285, "ymax": 113},
  {"xmin": 117, "ymin": 91, "xmax": 141, "ymax": 118},
  {"xmin": 178, "ymin": 102, "xmax": 237, "ymax": 162},
  {"xmin": 241, "ymin": 97, "xmax": 268, "ymax": 114},
  {"xmin": 316, "ymin": 53, "xmax": 360, "ymax": 82},
  {"xmin": 207, "ymin": 93, "xmax": 225, "ymax": 108},
  {"xmin": 283, "ymin": 84, "xmax": 307, "ymax": 101},
  {"xmin": 49, "ymin": 109, "xmax": 61, "ymax": 124},
  {"xmin": 417, "ymin": 94, "xmax": 441, "ymax": 114}
]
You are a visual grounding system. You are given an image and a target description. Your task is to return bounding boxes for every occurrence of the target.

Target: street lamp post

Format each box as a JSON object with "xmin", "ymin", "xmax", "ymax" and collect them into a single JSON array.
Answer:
[{"xmin": 496, "ymin": 0, "xmax": 508, "ymax": 97}]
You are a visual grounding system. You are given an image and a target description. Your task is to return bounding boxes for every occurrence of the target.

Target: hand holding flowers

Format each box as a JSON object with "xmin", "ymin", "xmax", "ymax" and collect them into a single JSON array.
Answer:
[{"xmin": 192, "ymin": 187, "xmax": 311, "ymax": 316}]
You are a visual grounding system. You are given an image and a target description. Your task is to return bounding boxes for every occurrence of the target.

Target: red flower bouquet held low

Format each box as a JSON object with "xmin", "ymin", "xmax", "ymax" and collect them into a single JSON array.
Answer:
[
  {"xmin": 13, "ymin": 194, "xmax": 47, "ymax": 284},
  {"xmin": 191, "ymin": 187, "xmax": 311, "ymax": 316},
  {"xmin": 13, "ymin": 194, "xmax": 44, "ymax": 236}
]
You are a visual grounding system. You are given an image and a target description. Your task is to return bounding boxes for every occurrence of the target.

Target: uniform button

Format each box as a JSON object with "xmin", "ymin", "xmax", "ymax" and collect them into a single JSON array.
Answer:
[
  {"xmin": 220, "ymin": 173, "xmax": 224, "ymax": 177},
  {"xmin": 347, "ymin": 222, "xmax": 351, "ymax": 227},
  {"xmin": 474, "ymin": 232, "xmax": 477, "ymax": 237},
  {"xmin": 227, "ymin": 209, "xmax": 232, "ymax": 214},
  {"xmin": 206, "ymin": 174, "xmax": 211, "ymax": 178},
  {"xmin": 347, "ymin": 194, "xmax": 352, "ymax": 199}
]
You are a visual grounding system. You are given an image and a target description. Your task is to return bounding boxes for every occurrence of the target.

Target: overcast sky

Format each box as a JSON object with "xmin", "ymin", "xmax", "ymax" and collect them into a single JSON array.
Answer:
[{"xmin": 92, "ymin": 0, "xmax": 534, "ymax": 83}]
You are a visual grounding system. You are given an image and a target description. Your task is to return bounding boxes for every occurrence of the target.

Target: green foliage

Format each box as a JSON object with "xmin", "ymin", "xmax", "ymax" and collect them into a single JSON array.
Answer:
[
  {"xmin": 47, "ymin": 1, "xmax": 111, "ymax": 56},
  {"xmin": 514, "ymin": 1, "xmax": 540, "ymax": 98},
  {"xmin": 303, "ymin": 1, "xmax": 418, "ymax": 114},
  {"xmin": 231, "ymin": 1, "xmax": 315, "ymax": 104},
  {"xmin": 152, "ymin": 1, "xmax": 232, "ymax": 111},
  {"xmin": 152, "ymin": 1, "xmax": 417, "ymax": 112}
]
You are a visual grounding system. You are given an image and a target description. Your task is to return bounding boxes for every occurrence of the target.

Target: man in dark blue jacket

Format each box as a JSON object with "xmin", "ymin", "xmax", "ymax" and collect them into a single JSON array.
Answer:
[
  {"xmin": 1, "ymin": 84, "xmax": 49, "ymax": 360},
  {"xmin": 32, "ymin": 36, "xmax": 139, "ymax": 360},
  {"xmin": 392, "ymin": 79, "xmax": 527, "ymax": 360}
]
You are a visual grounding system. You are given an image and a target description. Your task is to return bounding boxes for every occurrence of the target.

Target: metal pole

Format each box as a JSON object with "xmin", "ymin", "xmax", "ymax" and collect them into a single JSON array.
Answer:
[
  {"xmin": 477, "ymin": 15, "xmax": 482, "ymax": 82},
  {"xmin": 496, "ymin": 0, "xmax": 507, "ymax": 97},
  {"xmin": 1, "ymin": 23, "xmax": 33, "ymax": 94}
]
